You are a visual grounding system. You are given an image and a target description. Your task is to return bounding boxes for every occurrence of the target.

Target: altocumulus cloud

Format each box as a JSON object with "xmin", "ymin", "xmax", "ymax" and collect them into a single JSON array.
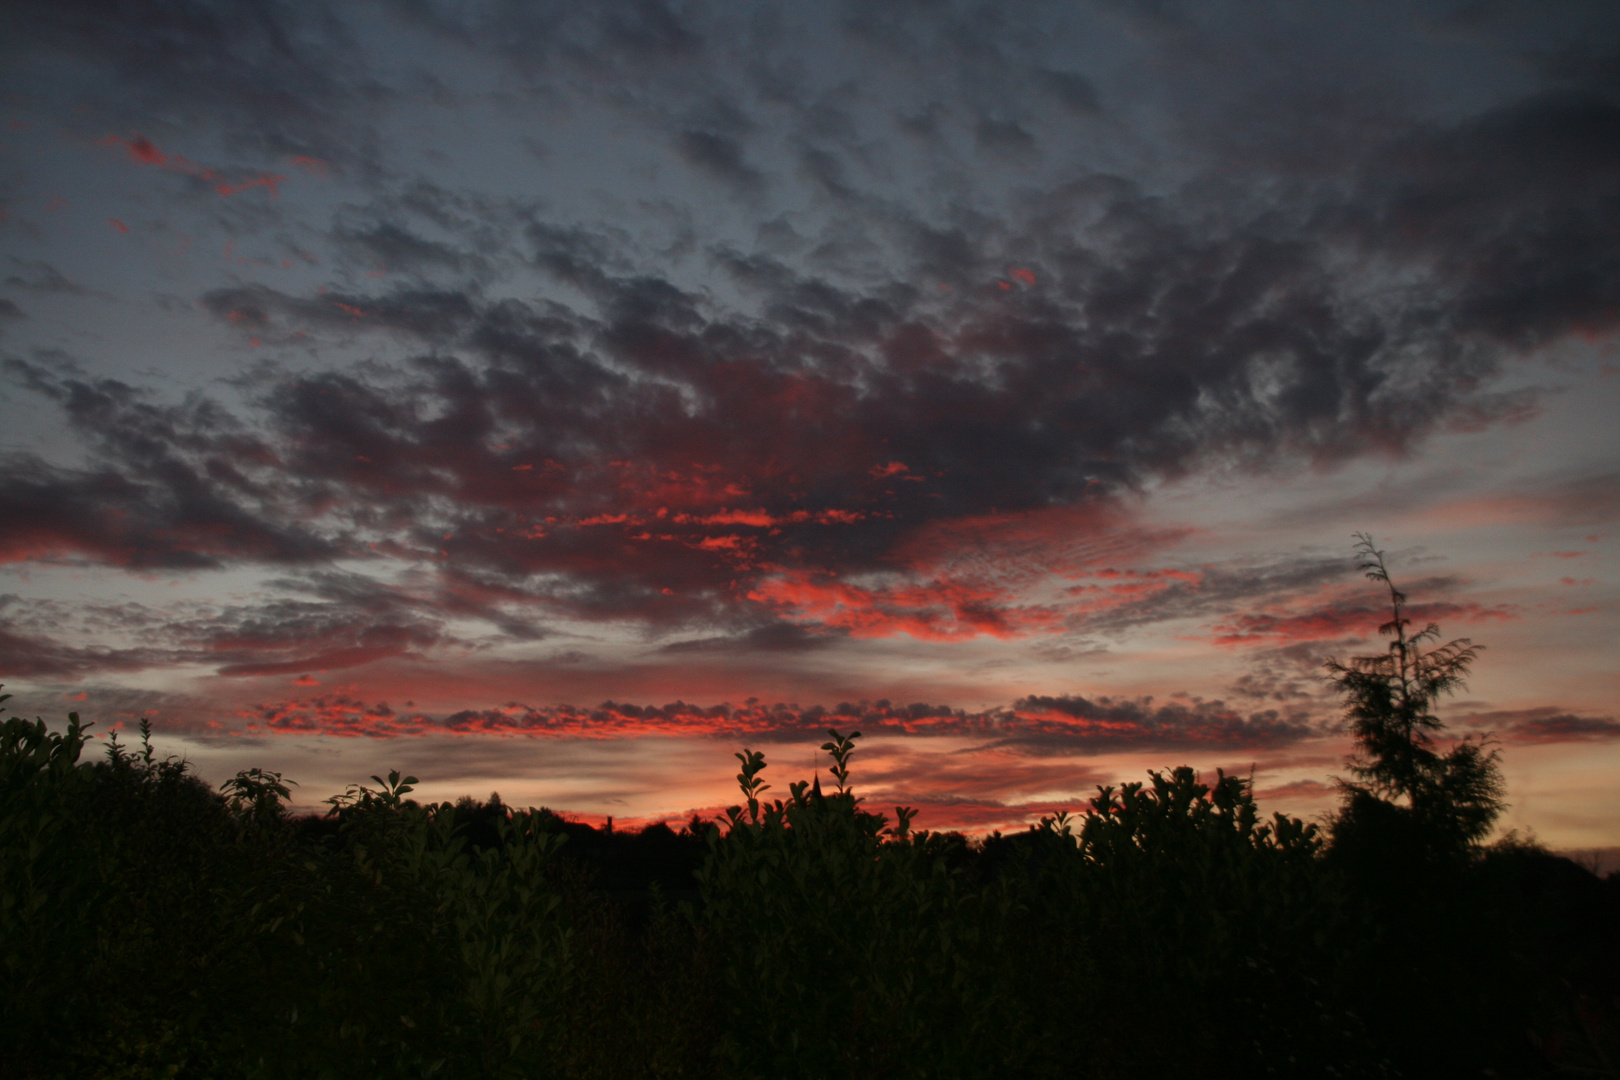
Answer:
[{"xmin": 0, "ymin": 0, "xmax": 1616, "ymax": 830}]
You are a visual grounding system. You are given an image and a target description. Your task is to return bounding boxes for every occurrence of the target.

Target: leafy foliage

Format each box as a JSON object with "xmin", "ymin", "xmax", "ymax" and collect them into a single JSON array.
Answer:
[
  {"xmin": 700, "ymin": 731, "xmax": 1022, "ymax": 1078},
  {"xmin": 2, "ymin": 679, "xmax": 1613, "ymax": 1078}
]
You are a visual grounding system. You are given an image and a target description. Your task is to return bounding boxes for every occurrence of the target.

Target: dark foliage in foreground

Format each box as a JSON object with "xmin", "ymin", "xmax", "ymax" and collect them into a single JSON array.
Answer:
[
  {"xmin": 2, "ymin": 543, "xmax": 1615, "ymax": 1077},
  {"xmin": 3, "ymin": 707, "xmax": 1617, "ymax": 1079}
]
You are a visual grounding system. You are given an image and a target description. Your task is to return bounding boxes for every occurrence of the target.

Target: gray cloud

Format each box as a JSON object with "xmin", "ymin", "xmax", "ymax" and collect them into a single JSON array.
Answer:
[{"xmin": 2, "ymin": 0, "xmax": 1615, "ymax": 655}]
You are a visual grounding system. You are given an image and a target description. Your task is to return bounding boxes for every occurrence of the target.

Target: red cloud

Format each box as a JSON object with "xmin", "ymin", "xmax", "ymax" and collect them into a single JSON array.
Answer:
[
  {"xmin": 747, "ymin": 570, "xmax": 1054, "ymax": 640},
  {"xmin": 100, "ymin": 133, "xmax": 287, "ymax": 198},
  {"xmin": 241, "ymin": 694, "xmax": 420, "ymax": 739}
]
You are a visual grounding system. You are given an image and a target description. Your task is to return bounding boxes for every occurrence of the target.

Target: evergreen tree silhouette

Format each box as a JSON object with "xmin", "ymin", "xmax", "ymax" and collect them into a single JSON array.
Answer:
[{"xmin": 1327, "ymin": 533, "xmax": 1506, "ymax": 854}]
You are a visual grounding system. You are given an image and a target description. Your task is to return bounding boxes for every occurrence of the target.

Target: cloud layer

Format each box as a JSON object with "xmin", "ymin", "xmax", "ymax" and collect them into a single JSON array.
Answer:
[{"xmin": 1, "ymin": 1, "xmax": 1616, "ymax": 834}]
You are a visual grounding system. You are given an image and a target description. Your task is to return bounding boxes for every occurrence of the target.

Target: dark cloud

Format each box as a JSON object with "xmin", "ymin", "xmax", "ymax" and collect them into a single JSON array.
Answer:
[
  {"xmin": 1349, "ymin": 91, "xmax": 1620, "ymax": 349},
  {"xmin": 332, "ymin": 222, "xmax": 472, "ymax": 275},
  {"xmin": 1210, "ymin": 595, "xmax": 1515, "ymax": 647},
  {"xmin": 4, "ymin": 259, "xmax": 87, "ymax": 295},
  {"xmin": 0, "ymin": 623, "xmax": 163, "ymax": 679},
  {"xmin": 2, "ymin": 0, "xmax": 1615, "ymax": 654},
  {"xmin": 0, "ymin": 0, "xmax": 384, "ymax": 172},
  {"xmin": 1460, "ymin": 706, "xmax": 1620, "ymax": 745},
  {"xmin": 1001, "ymin": 694, "xmax": 1323, "ymax": 755},
  {"xmin": 0, "ymin": 362, "xmax": 340, "ymax": 570},
  {"xmin": 1034, "ymin": 69, "xmax": 1101, "ymax": 115},
  {"xmin": 974, "ymin": 117, "xmax": 1037, "ymax": 156},
  {"xmin": 1227, "ymin": 642, "xmax": 1343, "ymax": 704},
  {"xmin": 202, "ymin": 596, "xmax": 443, "ymax": 678},
  {"xmin": 0, "ymin": 584, "xmax": 446, "ymax": 680},
  {"xmin": 8, "ymin": 116, "xmax": 1603, "ymax": 632},
  {"xmin": 659, "ymin": 621, "xmax": 844, "ymax": 654},
  {"xmin": 676, "ymin": 129, "xmax": 765, "ymax": 193},
  {"xmin": 0, "ymin": 451, "xmax": 335, "ymax": 571}
]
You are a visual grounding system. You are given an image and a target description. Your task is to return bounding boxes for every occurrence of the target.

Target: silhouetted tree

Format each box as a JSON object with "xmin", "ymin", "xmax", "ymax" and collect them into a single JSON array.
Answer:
[{"xmin": 1327, "ymin": 533, "xmax": 1506, "ymax": 852}]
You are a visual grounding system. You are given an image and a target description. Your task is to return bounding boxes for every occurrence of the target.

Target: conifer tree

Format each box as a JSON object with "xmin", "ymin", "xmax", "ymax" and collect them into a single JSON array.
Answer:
[{"xmin": 1326, "ymin": 534, "xmax": 1506, "ymax": 851}]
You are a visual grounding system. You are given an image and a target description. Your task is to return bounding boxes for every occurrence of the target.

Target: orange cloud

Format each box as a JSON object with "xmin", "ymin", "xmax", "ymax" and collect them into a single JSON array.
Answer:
[{"xmin": 697, "ymin": 508, "xmax": 775, "ymax": 527}]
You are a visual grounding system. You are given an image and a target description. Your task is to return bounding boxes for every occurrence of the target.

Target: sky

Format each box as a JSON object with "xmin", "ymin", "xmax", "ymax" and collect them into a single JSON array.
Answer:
[{"xmin": 1, "ymin": 0, "xmax": 1616, "ymax": 853}]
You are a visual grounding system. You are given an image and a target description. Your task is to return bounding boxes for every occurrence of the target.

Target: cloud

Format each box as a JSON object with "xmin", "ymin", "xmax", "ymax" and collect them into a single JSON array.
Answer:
[
  {"xmin": 4, "ymin": 0, "xmax": 1615, "ymax": 653},
  {"xmin": 1034, "ymin": 69, "xmax": 1101, "ymax": 115},
  {"xmin": 1458, "ymin": 707, "xmax": 1620, "ymax": 745},
  {"xmin": 0, "ymin": 623, "xmax": 163, "ymax": 679},
  {"xmin": 99, "ymin": 133, "xmax": 288, "ymax": 198},
  {"xmin": 1352, "ymin": 92, "xmax": 1620, "ymax": 349},
  {"xmin": 0, "ymin": 452, "xmax": 336, "ymax": 570},
  {"xmin": 998, "ymin": 694, "xmax": 1324, "ymax": 755},
  {"xmin": 676, "ymin": 129, "xmax": 765, "ymax": 193},
  {"xmin": 212, "ymin": 689, "xmax": 1328, "ymax": 757},
  {"xmin": 4, "ymin": 258, "xmax": 88, "ymax": 294},
  {"xmin": 975, "ymin": 117, "xmax": 1037, "ymax": 156},
  {"xmin": 0, "ymin": 365, "xmax": 341, "ymax": 570},
  {"xmin": 746, "ymin": 570, "xmax": 1057, "ymax": 641},
  {"xmin": 0, "ymin": 576, "xmax": 447, "ymax": 681},
  {"xmin": 1211, "ymin": 597, "xmax": 1516, "ymax": 647},
  {"xmin": 659, "ymin": 621, "xmax": 844, "ymax": 654},
  {"xmin": 1254, "ymin": 777, "xmax": 1335, "ymax": 802},
  {"xmin": 212, "ymin": 621, "xmax": 440, "ymax": 678},
  {"xmin": 332, "ymin": 222, "xmax": 473, "ymax": 275},
  {"xmin": 7, "ymin": 164, "xmax": 1582, "ymax": 635},
  {"xmin": 1412, "ymin": 471, "xmax": 1620, "ymax": 529},
  {"xmin": 5, "ymin": 1, "xmax": 382, "ymax": 172}
]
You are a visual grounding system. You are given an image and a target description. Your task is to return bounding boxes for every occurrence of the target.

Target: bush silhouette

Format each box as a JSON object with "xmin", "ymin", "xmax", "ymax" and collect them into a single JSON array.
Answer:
[{"xmin": 4, "ymin": 668, "xmax": 1614, "ymax": 1078}]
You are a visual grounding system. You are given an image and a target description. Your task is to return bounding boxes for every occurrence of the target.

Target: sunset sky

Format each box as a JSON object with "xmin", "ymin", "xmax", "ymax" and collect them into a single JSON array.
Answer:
[{"xmin": 1, "ymin": 0, "xmax": 1616, "ymax": 852}]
